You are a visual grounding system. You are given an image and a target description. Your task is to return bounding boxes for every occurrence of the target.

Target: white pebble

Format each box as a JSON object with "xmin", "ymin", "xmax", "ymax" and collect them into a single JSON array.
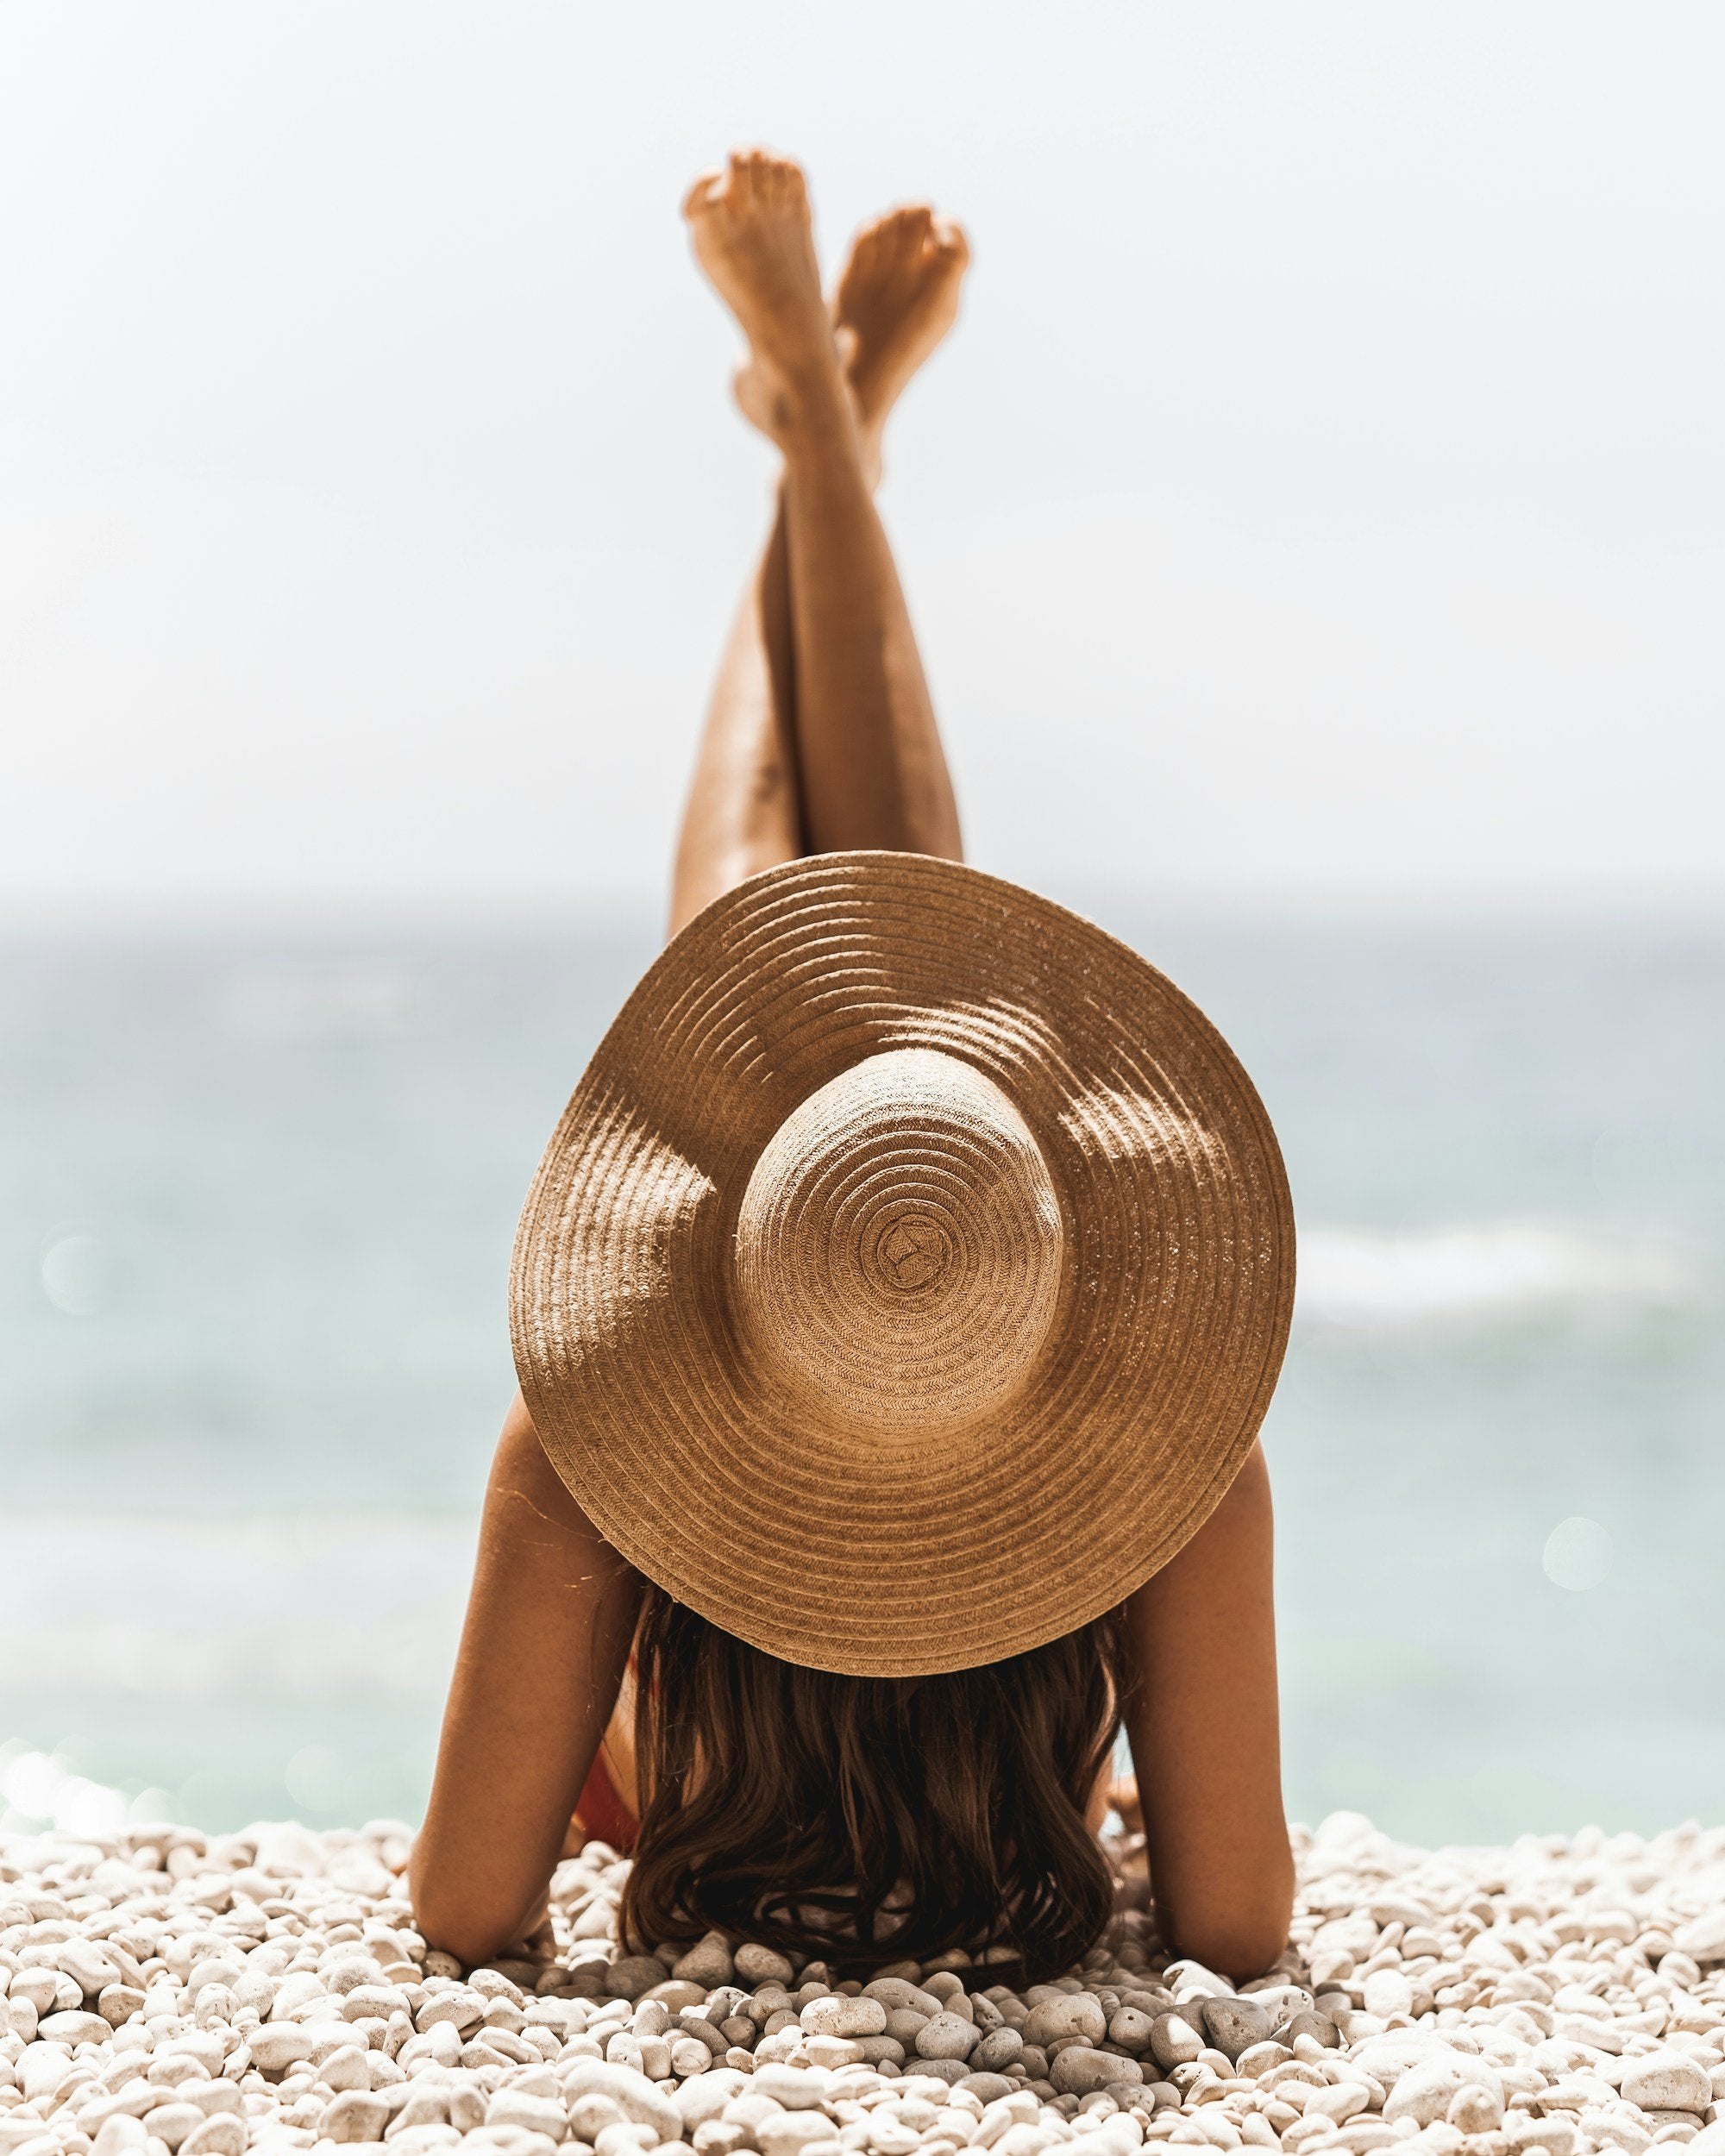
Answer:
[
  {"xmin": 756, "ymin": 2117, "xmax": 841, "ymax": 2156},
  {"xmin": 1445, "ymin": 2084, "xmax": 1502, "ymax": 2134},
  {"xmin": 802, "ymin": 1999, "xmax": 888, "ymax": 2040},
  {"xmin": 248, "ymin": 2025, "xmax": 317, "ymax": 2073},
  {"xmin": 92, "ymin": 2121, "xmax": 150, "ymax": 2156},
  {"xmin": 487, "ymin": 2094, "xmax": 568, "ymax": 2141},
  {"xmin": 323, "ymin": 2089, "xmax": 393, "ymax": 2144},
  {"xmin": 1020, "ymin": 1999, "xmax": 1107, "ymax": 2052},
  {"xmin": 319, "ymin": 2046, "xmax": 373, "ymax": 2093},
  {"xmin": 141, "ymin": 2102, "xmax": 207, "ymax": 2151},
  {"xmin": 9, "ymin": 1971, "xmax": 60, "ymax": 2015},
  {"xmin": 179, "ymin": 2118, "xmax": 247, "ymax": 2156},
  {"xmin": 60, "ymin": 1942, "xmax": 123, "ymax": 1996},
  {"xmin": 1047, "ymin": 2051, "xmax": 1143, "ymax": 2099},
  {"xmin": 19, "ymin": 2041, "xmax": 75, "ymax": 2103},
  {"xmin": 415, "ymin": 1988, "xmax": 486, "ymax": 2034},
  {"xmin": 1359, "ymin": 1972, "xmax": 1414, "ymax": 2021},
  {"xmin": 42, "ymin": 2009, "xmax": 113, "ymax": 2046},
  {"xmin": 914, "ymin": 2016, "xmax": 979, "ymax": 2064},
  {"xmin": 1618, "ymin": 2052, "xmax": 1712, "ymax": 2115}
]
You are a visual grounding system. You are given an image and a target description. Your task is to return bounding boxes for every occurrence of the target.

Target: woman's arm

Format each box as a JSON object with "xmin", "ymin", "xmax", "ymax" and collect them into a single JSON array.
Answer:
[
  {"xmin": 1120, "ymin": 1440, "xmax": 1294, "ymax": 1981},
  {"xmin": 410, "ymin": 1390, "xmax": 643, "ymax": 1965}
]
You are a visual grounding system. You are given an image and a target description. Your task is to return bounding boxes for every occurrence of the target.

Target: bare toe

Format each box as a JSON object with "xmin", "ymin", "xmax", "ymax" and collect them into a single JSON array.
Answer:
[
  {"xmin": 931, "ymin": 214, "xmax": 969, "ymax": 266},
  {"xmin": 680, "ymin": 166, "xmax": 725, "ymax": 221}
]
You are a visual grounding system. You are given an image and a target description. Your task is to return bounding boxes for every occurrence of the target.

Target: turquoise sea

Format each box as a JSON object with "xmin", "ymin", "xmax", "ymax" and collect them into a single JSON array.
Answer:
[{"xmin": 3, "ymin": 899, "xmax": 1722, "ymax": 1845}]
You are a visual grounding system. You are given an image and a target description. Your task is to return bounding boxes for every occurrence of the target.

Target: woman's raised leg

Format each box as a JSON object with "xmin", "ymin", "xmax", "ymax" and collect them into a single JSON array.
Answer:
[
  {"xmin": 668, "ymin": 502, "xmax": 804, "ymax": 935},
  {"xmin": 681, "ymin": 152, "xmax": 965, "ymax": 881},
  {"xmin": 670, "ymin": 185, "xmax": 969, "ymax": 932}
]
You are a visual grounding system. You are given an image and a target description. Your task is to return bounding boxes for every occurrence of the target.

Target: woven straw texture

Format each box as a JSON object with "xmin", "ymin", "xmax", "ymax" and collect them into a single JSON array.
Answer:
[{"xmin": 510, "ymin": 851, "xmax": 1295, "ymax": 1676}]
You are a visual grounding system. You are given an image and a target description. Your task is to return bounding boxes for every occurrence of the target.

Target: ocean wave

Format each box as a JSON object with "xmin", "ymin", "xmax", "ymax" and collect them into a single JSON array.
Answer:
[{"xmin": 1296, "ymin": 1223, "xmax": 1702, "ymax": 1330}]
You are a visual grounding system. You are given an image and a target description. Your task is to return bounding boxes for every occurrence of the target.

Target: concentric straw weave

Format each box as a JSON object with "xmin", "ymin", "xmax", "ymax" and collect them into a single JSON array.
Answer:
[{"xmin": 510, "ymin": 851, "xmax": 1295, "ymax": 1676}]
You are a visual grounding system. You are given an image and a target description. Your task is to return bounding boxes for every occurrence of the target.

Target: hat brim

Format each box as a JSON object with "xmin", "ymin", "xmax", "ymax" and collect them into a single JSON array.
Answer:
[{"xmin": 510, "ymin": 852, "xmax": 1295, "ymax": 1676}]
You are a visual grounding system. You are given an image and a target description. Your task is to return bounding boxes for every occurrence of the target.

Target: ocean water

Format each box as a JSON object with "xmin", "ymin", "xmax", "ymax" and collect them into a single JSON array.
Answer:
[{"xmin": 3, "ymin": 901, "xmax": 1722, "ymax": 1847}]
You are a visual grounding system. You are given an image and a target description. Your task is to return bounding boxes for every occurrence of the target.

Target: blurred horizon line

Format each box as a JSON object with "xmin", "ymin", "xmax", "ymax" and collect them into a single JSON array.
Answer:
[{"xmin": 6, "ymin": 874, "xmax": 1725, "ymax": 938}]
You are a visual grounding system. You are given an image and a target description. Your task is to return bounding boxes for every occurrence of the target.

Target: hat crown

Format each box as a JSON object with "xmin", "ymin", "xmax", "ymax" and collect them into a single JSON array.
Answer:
[{"xmin": 732, "ymin": 1046, "xmax": 1064, "ymax": 1439}]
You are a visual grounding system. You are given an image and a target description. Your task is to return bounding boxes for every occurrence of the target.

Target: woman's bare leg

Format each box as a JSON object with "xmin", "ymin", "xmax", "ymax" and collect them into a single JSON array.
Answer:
[
  {"xmin": 668, "ymin": 502, "xmax": 803, "ymax": 934},
  {"xmin": 670, "ymin": 189, "xmax": 969, "ymax": 932},
  {"xmin": 784, "ymin": 202, "xmax": 967, "ymax": 859},
  {"xmin": 679, "ymin": 152, "xmax": 964, "ymax": 894}
]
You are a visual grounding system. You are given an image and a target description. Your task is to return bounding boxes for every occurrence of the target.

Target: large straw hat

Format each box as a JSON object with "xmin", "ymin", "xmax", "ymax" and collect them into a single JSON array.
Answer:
[{"xmin": 511, "ymin": 852, "xmax": 1294, "ymax": 1677}]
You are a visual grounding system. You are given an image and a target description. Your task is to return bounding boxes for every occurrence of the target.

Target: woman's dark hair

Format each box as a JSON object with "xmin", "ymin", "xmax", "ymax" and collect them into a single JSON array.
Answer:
[{"xmin": 618, "ymin": 1587, "xmax": 1128, "ymax": 1983}]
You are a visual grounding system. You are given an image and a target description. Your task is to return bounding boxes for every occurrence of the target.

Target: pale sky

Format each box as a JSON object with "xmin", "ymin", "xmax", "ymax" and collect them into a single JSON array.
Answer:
[{"xmin": 3, "ymin": 2, "xmax": 1722, "ymax": 914}]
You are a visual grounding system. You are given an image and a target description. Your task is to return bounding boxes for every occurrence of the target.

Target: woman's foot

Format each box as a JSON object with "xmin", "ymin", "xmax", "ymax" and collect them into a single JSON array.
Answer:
[
  {"xmin": 683, "ymin": 150, "xmax": 850, "ymax": 448},
  {"xmin": 832, "ymin": 206, "xmax": 969, "ymax": 482}
]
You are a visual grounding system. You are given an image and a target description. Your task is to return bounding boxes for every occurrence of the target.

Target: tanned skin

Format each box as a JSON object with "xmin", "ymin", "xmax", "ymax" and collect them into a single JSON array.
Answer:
[{"xmin": 411, "ymin": 152, "xmax": 1293, "ymax": 1979}]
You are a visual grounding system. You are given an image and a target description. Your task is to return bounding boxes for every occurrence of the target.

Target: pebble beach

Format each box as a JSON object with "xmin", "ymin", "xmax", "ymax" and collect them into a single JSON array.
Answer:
[{"xmin": 3, "ymin": 1814, "xmax": 1722, "ymax": 2156}]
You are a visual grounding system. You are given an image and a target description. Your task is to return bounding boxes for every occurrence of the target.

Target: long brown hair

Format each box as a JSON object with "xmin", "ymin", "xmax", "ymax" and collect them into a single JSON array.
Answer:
[{"xmin": 618, "ymin": 1588, "xmax": 1127, "ymax": 1983}]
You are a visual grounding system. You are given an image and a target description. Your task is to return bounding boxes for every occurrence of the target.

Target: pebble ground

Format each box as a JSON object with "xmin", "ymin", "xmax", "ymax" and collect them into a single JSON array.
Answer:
[{"xmin": 3, "ymin": 1813, "xmax": 1722, "ymax": 2156}]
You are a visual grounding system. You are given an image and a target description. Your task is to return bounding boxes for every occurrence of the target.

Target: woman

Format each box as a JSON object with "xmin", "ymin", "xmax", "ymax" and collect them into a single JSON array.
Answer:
[{"xmin": 411, "ymin": 151, "xmax": 1295, "ymax": 1987}]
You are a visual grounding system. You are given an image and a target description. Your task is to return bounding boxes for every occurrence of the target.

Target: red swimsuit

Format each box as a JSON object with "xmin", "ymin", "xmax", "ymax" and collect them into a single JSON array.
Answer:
[{"xmin": 574, "ymin": 1746, "xmax": 638, "ymax": 1852}]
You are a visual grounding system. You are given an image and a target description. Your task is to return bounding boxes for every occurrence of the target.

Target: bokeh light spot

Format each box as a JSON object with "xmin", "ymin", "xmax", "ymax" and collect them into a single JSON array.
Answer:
[
  {"xmin": 285, "ymin": 1744, "xmax": 348, "ymax": 1814},
  {"xmin": 41, "ymin": 1233, "xmax": 107, "ymax": 1316},
  {"xmin": 1542, "ymin": 1515, "xmax": 1613, "ymax": 1592}
]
